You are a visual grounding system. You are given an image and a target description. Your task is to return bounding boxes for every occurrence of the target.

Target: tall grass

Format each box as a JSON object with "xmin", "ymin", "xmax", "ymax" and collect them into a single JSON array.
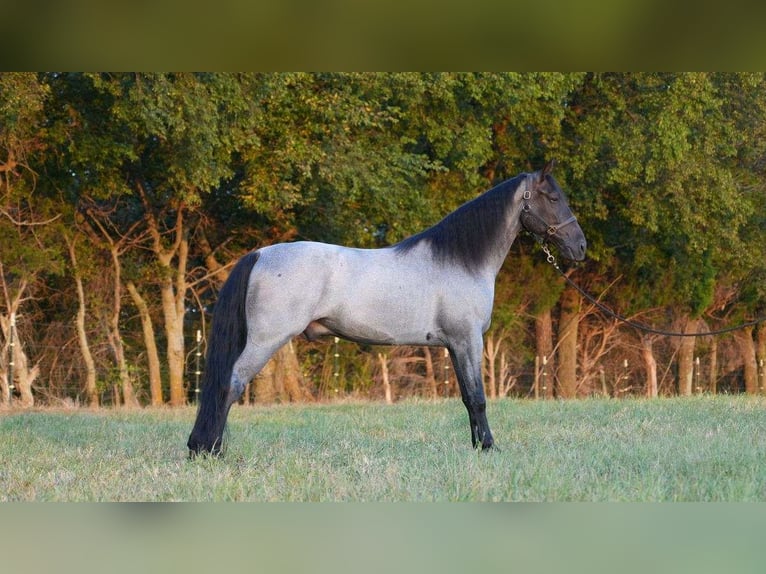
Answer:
[{"xmin": 1, "ymin": 396, "xmax": 765, "ymax": 501}]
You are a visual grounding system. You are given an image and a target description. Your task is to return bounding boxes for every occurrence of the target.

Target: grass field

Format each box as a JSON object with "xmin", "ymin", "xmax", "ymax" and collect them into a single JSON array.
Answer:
[{"xmin": 1, "ymin": 396, "xmax": 766, "ymax": 501}]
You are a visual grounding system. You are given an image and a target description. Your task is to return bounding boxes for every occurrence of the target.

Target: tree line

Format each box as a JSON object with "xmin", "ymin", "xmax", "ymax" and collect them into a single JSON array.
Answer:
[{"xmin": 1, "ymin": 72, "xmax": 765, "ymax": 407}]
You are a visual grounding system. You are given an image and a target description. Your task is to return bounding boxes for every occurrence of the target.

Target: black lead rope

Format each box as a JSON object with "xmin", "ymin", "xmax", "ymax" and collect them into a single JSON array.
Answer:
[{"xmin": 539, "ymin": 243, "xmax": 766, "ymax": 338}]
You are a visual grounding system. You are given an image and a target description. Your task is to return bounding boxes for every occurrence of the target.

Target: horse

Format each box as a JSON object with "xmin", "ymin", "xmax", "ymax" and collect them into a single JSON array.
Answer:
[{"xmin": 187, "ymin": 159, "xmax": 586, "ymax": 457}]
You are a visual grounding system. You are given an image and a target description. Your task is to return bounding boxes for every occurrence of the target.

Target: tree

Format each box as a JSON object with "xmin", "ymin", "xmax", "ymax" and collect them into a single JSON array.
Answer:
[
  {"xmin": 562, "ymin": 73, "xmax": 760, "ymax": 395},
  {"xmin": 0, "ymin": 73, "xmax": 60, "ymax": 407},
  {"xmin": 125, "ymin": 281, "xmax": 164, "ymax": 405},
  {"xmin": 48, "ymin": 73, "xmax": 261, "ymax": 405},
  {"xmin": 72, "ymin": 201, "xmax": 146, "ymax": 406},
  {"xmin": 65, "ymin": 233, "xmax": 98, "ymax": 406},
  {"xmin": 1, "ymin": 71, "xmax": 763, "ymax": 406}
]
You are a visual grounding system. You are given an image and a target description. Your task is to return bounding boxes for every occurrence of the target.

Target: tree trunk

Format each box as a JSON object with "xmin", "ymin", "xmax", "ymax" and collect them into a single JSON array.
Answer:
[
  {"xmin": 280, "ymin": 341, "xmax": 309, "ymax": 401},
  {"xmin": 197, "ymin": 227, "xmax": 231, "ymax": 284},
  {"xmin": 161, "ymin": 274, "xmax": 187, "ymax": 406},
  {"xmin": 105, "ymin": 247, "xmax": 138, "ymax": 407},
  {"xmin": 378, "ymin": 352, "xmax": 392, "ymax": 404},
  {"xmin": 757, "ymin": 324, "xmax": 766, "ymax": 394},
  {"xmin": 254, "ymin": 343, "xmax": 309, "ymax": 403},
  {"xmin": 499, "ymin": 351, "xmax": 514, "ymax": 397},
  {"xmin": 255, "ymin": 344, "xmax": 308, "ymax": 403},
  {"xmin": 0, "ymin": 278, "xmax": 35, "ymax": 407},
  {"xmin": 676, "ymin": 319, "xmax": 697, "ymax": 396},
  {"xmin": 1, "ymin": 314, "xmax": 36, "ymax": 408},
  {"xmin": 535, "ymin": 309, "xmax": 555, "ymax": 398},
  {"xmin": 709, "ymin": 337, "xmax": 718, "ymax": 395},
  {"xmin": 78, "ymin": 213, "xmax": 140, "ymax": 406},
  {"xmin": 254, "ymin": 360, "xmax": 277, "ymax": 403},
  {"xmin": 737, "ymin": 326, "xmax": 758, "ymax": 394},
  {"xmin": 127, "ymin": 281, "xmax": 164, "ymax": 405},
  {"xmin": 12, "ymin": 337, "xmax": 37, "ymax": 408},
  {"xmin": 103, "ymin": 249, "xmax": 138, "ymax": 407},
  {"xmin": 557, "ymin": 286, "xmax": 580, "ymax": 398},
  {"xmin": 68, "ymin": 240, "xmax": 98, "ymax": 407},
  {"xmin": 423, "ymin": 347, "xmax": 437, "ymax": 399},
  {"xmin": 106, "ymin": 330, "xmax": 131, "ymax": 405},
  {"xmin": 151, "ymin": 215, "xmax": 189, "ymax": 407},
  {"xmin": 641, "ymin": 335, "xmax": 658, "ymax": 398},
  {"xmin": 0, "ymin": 345, "xmax": 8, "ymax": 405},
  {"xmin": 139, "ymin": 184, "xmax": 190, "ymax": 407},
  {"xmin": 0, "ymin": 315, "xmax": 15, "ymax": 405},
  {"xmin": 484, "ymin": 332, "xmax": 498, "ymax": 399}
]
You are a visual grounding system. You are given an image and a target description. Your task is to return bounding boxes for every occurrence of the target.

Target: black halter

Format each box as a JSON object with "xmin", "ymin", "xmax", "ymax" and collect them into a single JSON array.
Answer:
[{"xmin": 520, "ymin": 188, "xmax": 578, "ymax": 240}]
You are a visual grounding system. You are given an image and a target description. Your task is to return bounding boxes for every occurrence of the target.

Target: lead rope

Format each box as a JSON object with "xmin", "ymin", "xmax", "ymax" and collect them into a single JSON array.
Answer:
[{"xmin": 539, "ymin": 242, "xmax": 766, "ymax": 337}]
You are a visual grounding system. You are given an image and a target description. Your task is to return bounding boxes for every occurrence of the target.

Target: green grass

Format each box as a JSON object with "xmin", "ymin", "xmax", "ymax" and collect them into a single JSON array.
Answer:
[{"xmin": 1, "ymin": 396, "xmax": 766, "ymax": 501}]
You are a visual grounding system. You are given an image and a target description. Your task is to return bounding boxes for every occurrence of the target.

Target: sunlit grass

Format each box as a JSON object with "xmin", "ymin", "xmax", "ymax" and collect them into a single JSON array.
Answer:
[{"xmin": 1, "ymin": 396, "xmax": 765, "ymax": 501}]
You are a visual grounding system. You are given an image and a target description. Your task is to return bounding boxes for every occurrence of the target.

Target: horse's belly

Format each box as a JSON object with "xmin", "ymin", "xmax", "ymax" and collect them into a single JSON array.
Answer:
[
  {"xmin": 320, "ymin": 290, "xmax": 440, "ymax": 345},
  {"xmin": 309, "ymin": 268, "xmax": 440, "ymax": 345}
]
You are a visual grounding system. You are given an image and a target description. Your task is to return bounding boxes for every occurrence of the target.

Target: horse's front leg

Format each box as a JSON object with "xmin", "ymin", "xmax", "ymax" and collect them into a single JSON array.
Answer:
[{"xmin": 448, "ymin": 339, "xmax": 495, "ymax": 450}]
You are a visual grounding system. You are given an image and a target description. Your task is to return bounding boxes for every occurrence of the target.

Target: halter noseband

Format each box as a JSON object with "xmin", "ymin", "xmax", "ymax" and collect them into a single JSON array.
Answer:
[{"xmin": 521, "ymin": 188, "xmax": 578, "ymax": 240}]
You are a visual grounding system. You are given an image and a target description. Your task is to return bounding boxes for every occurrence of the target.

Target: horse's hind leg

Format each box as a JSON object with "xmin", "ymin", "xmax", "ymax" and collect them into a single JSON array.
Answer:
[
  {"xmin": 448, "ymin": 337, "xmax": 495, "ymax": 450},
  {"xmin": 226, "ymin": 340, "xmax": 287, "ymax": 407}
]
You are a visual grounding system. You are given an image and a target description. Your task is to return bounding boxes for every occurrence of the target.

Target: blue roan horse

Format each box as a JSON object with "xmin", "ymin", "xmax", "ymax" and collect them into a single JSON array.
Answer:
[{"xmin": 188, "ymin": 160, "xmax": 586, "ymax": 456}]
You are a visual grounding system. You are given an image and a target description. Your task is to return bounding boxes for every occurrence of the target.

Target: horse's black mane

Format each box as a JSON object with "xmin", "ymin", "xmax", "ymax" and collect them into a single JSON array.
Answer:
[{"xmin": 394, "ymin": 174, "xmax": 524, "ymax": 273}]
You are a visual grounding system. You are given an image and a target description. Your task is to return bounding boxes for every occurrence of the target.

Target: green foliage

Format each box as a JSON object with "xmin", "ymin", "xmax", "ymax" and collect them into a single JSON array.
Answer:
[
  {"xmin": 4, "ymin": 72, "xmax": 766, "ymax": 404},
  {"xmin": 0, "ymin": 73, "xmax": 65, "ymax": 281},
  {"xmin": 0, "ymin": 72, "xmax": 49, "ymax": 148},
  {"xmin": 562, "ymin": 72, "xmax": 766, "ymax": 318},
  {"xmin": 49, "ymin": 73, "xmax": 260, "ymax": 205},
  {"xmin": 235, "ymin": 73, "xmax": 442, "ymax": 245},
  {"xmin": 232, "ymin": 73, "xmax": 588, "ymax": 247}
]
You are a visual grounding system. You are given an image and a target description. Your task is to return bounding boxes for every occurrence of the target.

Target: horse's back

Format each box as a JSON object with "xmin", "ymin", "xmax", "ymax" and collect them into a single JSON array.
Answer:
[{"xmin": 252, "ymin": 240, "xmax": 433, "ymax": 312}]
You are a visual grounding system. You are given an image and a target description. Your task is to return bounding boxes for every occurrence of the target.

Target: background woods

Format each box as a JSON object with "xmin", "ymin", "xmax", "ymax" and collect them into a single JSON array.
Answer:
[{"xmin": 1, "ymin": 72, "xmax": 765, "ymax": 407}]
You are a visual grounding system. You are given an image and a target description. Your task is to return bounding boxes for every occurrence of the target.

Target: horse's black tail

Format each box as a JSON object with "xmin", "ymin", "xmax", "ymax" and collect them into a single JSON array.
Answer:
[{"xmin": 187, "ymin": 250, "xmax": 260, "ymax": 458}]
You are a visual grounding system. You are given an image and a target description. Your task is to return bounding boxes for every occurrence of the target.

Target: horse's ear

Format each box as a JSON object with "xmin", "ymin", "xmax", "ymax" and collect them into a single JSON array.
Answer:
[{"xmin": 539, "ymin": 159, "xmax": 556, "ymax": 181}]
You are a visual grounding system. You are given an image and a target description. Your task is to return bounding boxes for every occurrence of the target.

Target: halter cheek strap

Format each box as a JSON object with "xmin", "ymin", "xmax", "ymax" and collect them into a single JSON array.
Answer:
[{"xmin": 521, "ymin": 189, "xmax": 578, "ymax": 239}]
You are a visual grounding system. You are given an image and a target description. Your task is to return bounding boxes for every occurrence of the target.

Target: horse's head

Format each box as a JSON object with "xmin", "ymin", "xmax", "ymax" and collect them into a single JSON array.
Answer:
[{"xmin": 520, "ymin": 160, "xmax": 586, "ymax": 261}]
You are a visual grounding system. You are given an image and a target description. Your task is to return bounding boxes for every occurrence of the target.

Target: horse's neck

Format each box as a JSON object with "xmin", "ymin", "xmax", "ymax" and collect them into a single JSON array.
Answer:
[
  {"xmin": 486, "ymin": 212, "xmax": 522, "ymax": 278},
  {"xmin": 483, "ymin": 178, "xmax": 528, "ymax": 277}
]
